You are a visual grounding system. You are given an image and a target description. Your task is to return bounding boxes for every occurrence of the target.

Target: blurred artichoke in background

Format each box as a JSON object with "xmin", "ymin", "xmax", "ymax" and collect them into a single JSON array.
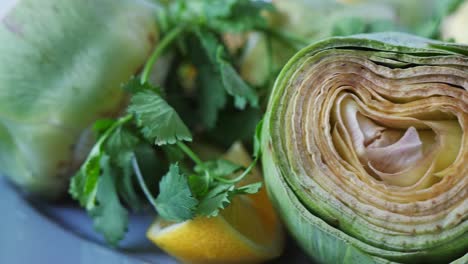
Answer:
[
  {"xmin": 0, "ymin": 0, "xmax": 158, "ymax": 198},
  {"xmin": 442, "ymin": 0, "xmax": 468, "ymax": 44},
  {"xmin": 240, "ymin": 0, "xmax": 466, "ymax": 89}
]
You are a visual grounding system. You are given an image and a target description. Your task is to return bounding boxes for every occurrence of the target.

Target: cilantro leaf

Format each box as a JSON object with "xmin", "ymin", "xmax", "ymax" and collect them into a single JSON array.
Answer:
[
  {"xmin": 197, "ymin": 62, "xmax": 227, "ymax": 128},
  {"xmin": 217, "ymin": 48, "xmax": 259, "ymax": 109},
  {"xmin": 105, "ymin": 125, "xmax": 145, "ymax": 212},
  {"xmin": 194, "ymin": 30, "xmax": 258, "ymax": 111},
  {"xmin": 106, "ymin": 126, "xmax": 140, "ymax": 165},
  {"xmin": 189, "ymin": 32, "xmax": 227, "ymax": 128},
  {"xmin": 196, "ymin": 184, "xmax": 234, "ymax": 217},
  {"xmin": 204, "ymin": 0, "xmax": 273, "ymax": 33},
  {"xmin": 195, "ymin": 159, "xmax": 243, "ymax": 177},
  {"xmin": 167, "ymin": 0, "xmax": 271, "ymax": 33},
  {"xmin": 129, "ymin": 90, "xmax": 192, "ymax": 145},
  {"xmin": 188, "ymin": 173, "xmax": 210, "ymax": 198},
  {"xmin": 116, "ymin": 160, "xmax": 143, "ymax": 212},
  {"xmin": 202, "ymin": 0, "xmax": 237, "ymax": 18},
  {"xmin": 123, "ymin": 76, "xmax": 161, "ymax": 94},
  {"xmin": 233, "ymin": 182, "xmax": 262, "ymax": 195},
  {"xmin": 69, "ymin": 136, "xmax": 103, "ymax": 209},
  {"xmin": 93, "ymin": 119, "xmax": 116, "ymax": 136},
  {"xmin": 155, "ymin": 164, "xmax": 198, "ymax": 221},
  {"xmin": 206, "ymin": 107, "xmax": 262, "ymax": 147},
  {"xmin": 69, "ymin": 115, "xmax": 133, "ymax": 210},
  {"xmin": 163, "ymin": 144, "xmax": 186, "ymax": 163},
  {"xmin": 194, "ymin": 29, "xmax": 220, "ymax": 64},
  {"xmin": 89, "ymin": 155, "xmax": 128, "ymax": 246}
]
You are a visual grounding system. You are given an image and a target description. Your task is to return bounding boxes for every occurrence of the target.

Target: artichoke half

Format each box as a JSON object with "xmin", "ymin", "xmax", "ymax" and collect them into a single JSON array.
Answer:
[
  {"xmin": 261, "ymin": 32, "xmax": 467, "ymax": 263},
  {"xmin": 0, "ymin": 0, "xmax": 158, "ymax": 198}
]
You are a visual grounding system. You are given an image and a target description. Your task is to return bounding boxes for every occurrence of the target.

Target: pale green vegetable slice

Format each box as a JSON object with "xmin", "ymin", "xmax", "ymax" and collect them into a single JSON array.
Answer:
[{"xmin": 0, "ymin": 0, "xmax": 158, "ymax": 198}]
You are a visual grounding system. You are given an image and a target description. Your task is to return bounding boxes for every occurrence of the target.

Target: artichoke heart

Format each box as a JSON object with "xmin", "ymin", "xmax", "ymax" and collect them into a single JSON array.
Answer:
[{"xmin": 262, "ymin": 32, "xmax": 468, "ymax": 263}]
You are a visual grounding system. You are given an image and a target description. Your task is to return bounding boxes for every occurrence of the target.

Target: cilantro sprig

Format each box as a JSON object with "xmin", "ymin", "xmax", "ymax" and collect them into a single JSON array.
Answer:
[
  {"xmin": 126, "ymin": 79, "xmax": 262, "ymax": 222},
  {"xmin": 69, "ymin": 0, "xmax": 273, "ymax": 246},
  {"xmin": 70, "ymin": 78, "xmax": 262, "ymax": 245}
]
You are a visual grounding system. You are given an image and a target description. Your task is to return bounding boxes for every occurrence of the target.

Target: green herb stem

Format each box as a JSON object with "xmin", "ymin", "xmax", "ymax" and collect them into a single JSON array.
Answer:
[
  {"xmin": 140, "ymin": 25, "xmax": 185, "ymax": 84},
  {"xmin": 83, "ymin": 114, "xmax": 133, "ymax": 170},
  {"xmin": 132, "ymin": 155, "xmax": 159, "ymax": 211},
  {"xmin": 176, "ymin": 141, "xmax": 205, "ymax": 168},
  {"xmin": 99, "ymin": 114, "xmax": 133, "ymax": 142},
  {"xmin": 213, "ymin": 157, "xmax": 258, "ymax": 184}
]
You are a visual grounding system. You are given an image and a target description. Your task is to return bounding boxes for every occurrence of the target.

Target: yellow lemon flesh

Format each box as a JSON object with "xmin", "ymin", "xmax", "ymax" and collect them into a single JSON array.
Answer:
[{"xmin": 147, "ymin": 142, "xmax": 284, "ymax": 264}]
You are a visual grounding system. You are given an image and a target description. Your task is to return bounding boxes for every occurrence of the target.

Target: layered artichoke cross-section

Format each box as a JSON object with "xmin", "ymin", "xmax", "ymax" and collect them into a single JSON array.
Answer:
[{"xmin": 263, "ymin": 33, "xmax": 467, "ymax": 263}]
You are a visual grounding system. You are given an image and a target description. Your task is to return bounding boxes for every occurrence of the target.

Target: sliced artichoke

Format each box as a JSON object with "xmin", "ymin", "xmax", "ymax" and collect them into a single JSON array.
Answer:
[
  {"xmin": 0, "ymin": 0, "xmax": 158, "ymax": 198},
  {"xmin": 262, "ymin": 32, "xmax": 467, "ymax": 263}
]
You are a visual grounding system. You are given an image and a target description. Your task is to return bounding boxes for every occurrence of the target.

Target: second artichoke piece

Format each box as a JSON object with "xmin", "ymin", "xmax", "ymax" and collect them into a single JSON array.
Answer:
[{"xmin": 0, "ymin": 0, "xmax": 158, "ymax": 198}]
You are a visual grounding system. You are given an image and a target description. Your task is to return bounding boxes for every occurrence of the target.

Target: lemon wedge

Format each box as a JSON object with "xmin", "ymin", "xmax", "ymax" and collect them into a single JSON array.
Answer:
[{"xmin": 147, "ymin": 142, "xmax": 284, "ymax": 263}]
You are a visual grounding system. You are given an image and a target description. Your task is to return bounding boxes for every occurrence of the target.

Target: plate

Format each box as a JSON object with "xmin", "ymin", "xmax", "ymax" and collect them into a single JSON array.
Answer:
[
  {"xmin": 0, "ymin": 178, "xmax": 176, "ymax": 263},
  {"xmin": 0, "ymin": 177, "xmax": 310, "ymax": 263}
]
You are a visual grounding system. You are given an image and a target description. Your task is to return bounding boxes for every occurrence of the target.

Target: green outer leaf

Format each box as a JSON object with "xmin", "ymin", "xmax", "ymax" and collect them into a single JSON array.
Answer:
[
  {"xmin": 262, "ymin": 32, "xmax": 468, "ymax": 264},
  {"xmin": 0, "ymin": 0, "xmax": 158, "ymax": 198},
  {"xmin": 262, "ymin": 146, "xmax": 387, "ymax": 264},
  {"xmin": 129, "ymin": 90, "xmax": 192, "ymax": 145}
]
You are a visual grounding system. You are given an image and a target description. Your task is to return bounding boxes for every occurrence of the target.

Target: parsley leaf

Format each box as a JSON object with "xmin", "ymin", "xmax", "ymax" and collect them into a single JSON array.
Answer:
[
  {"xmin": 155, "ymin": 164, "xmax": 199, "ymax": 221},
  {"xmin": 128, "ymin": 90, "xmax": 192, "ymax": 145},
  {"xmin": 89, "ymin": 155, "xmax": 128, "ymax": 246}
]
